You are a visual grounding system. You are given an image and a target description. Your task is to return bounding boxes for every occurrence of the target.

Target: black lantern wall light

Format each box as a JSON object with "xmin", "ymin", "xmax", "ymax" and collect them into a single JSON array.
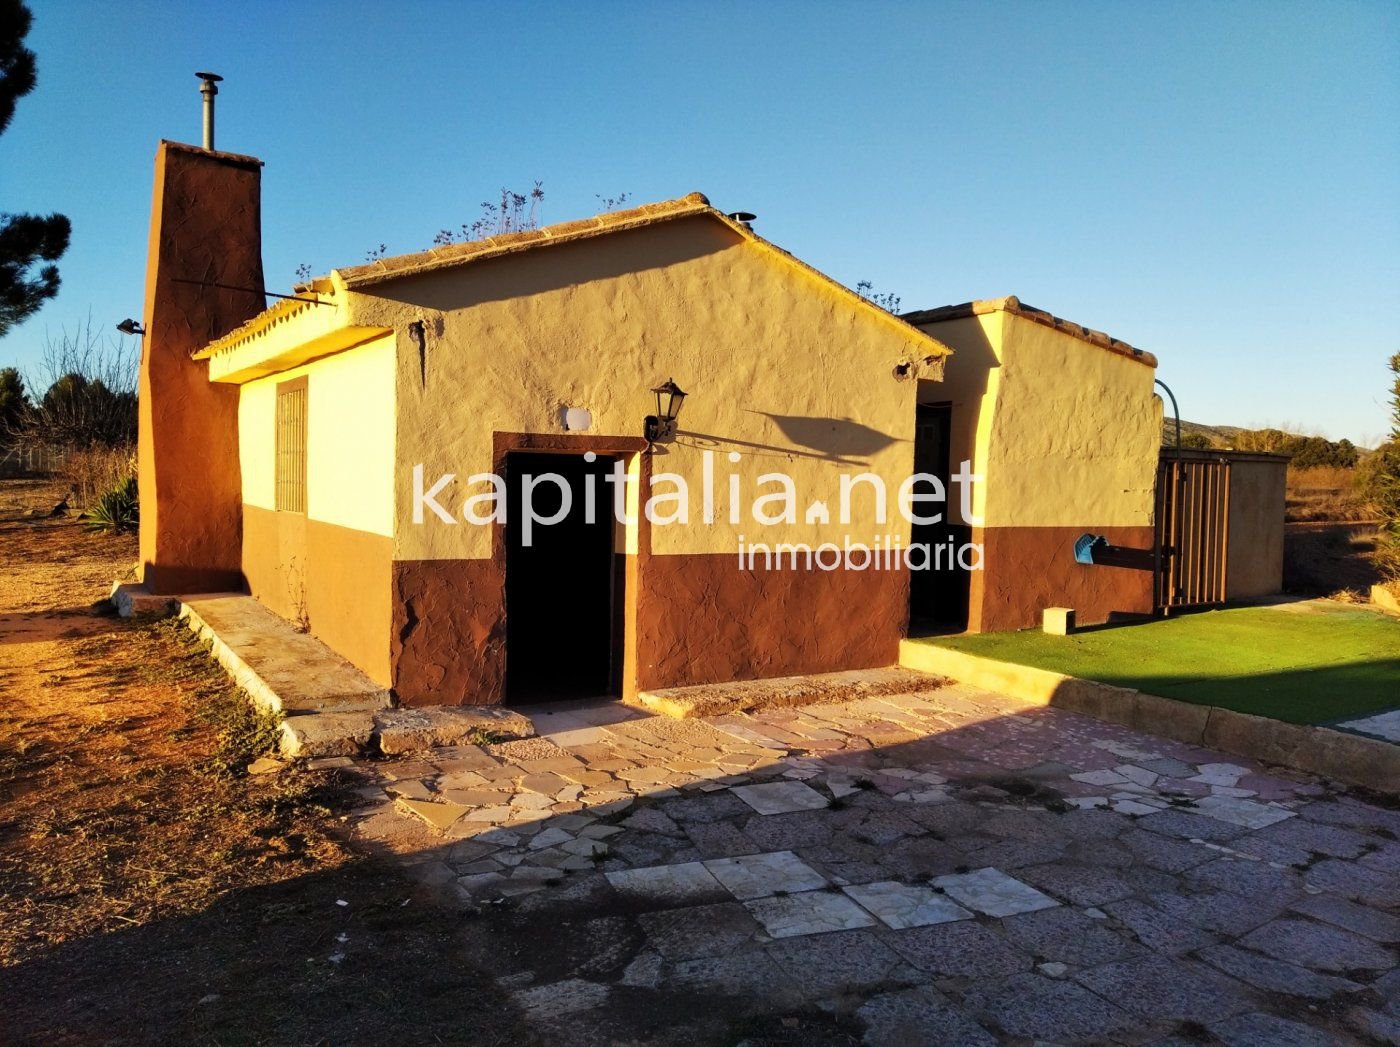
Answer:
[{"xmin": 644, "ymin": 378, "xmax": 687, "ymax": 443}]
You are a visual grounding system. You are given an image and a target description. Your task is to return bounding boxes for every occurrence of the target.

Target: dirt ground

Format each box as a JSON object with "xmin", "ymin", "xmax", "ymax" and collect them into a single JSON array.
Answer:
[{"xmin": 0, "ymin": 479, "xmax": 532, "ymax": 1046}]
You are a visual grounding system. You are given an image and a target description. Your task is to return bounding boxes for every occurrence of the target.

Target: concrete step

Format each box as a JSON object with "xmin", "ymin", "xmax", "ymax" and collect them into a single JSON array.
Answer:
[
  {"xmin": 635, "ymin": 666, "xmax": 944, "ymax": 719},
  {"xmin": 175, "ymin": 593, "xmax": 391, "ymax": 757}
]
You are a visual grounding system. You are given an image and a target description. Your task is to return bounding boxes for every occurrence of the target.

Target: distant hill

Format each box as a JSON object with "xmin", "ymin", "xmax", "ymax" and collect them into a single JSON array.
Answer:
[
  {"xmin": 1160, "ymin": 419, "xmax": 1246, "ymax": 448},
  {"xmin": 1161, "ymin": 421, "xmax": 1365, "ymax": 466}
]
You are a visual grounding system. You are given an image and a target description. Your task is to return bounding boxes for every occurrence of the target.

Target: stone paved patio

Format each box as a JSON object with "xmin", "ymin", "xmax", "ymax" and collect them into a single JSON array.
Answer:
[{"xmin": 330, "ymin": 682, "xmax": 1400, "ymax": 1044}]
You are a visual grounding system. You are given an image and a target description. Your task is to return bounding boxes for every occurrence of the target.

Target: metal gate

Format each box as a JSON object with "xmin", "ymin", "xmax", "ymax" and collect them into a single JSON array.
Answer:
[{"xmin": 1155, "ymin": 455, "xmax": 1231, "ymax": 611}]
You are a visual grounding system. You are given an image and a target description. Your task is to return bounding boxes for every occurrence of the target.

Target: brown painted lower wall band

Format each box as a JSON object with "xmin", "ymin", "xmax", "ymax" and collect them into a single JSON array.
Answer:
[
  {"xmin": 243, "ymin": 505, "xmax": 392, "ymax": 684},
  {"xmin": 390, "ymin": 552, "xmax": 910, "ymax": 706},
  {"xmin": 971, "ymin": 524, "xmax": 1155, "ymax": 633},
  {"xmin": 391, "ymin": 558, "xmax": 505, "ymax": 707},
  {"xmin": 636, "ymin": 553, "xmax": 909, "ymax": 691}
]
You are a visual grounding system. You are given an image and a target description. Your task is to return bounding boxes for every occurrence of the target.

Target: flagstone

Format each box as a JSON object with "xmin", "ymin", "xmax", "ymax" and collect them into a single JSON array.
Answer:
[
  {"xmin": 731, "ymin": 780, "xmax": 829, "ymax": 815},
  {"xmin": 841, "ymin": 881, "xmax": 972, "ymax": 929},
  {"xmin": 1070, "ymin": 769, "xmax": 1129, "ymax": 787},
  {"xmin": 1192, "ymin": 795, "xmax": 1296, "ymax": 830},
  {"xmin": 1075, "ymin": 955, "xmax": 1254, "ymax": 1023},
  {"xmin": 1196, "ymin": 943, "xmax": 1363, "ymax": 999},
  {"xmin": 438, "ymin": 788, "xmax": 512, "ymax": 807},
  {"xmin": 931, "ymin": 867, "xmax": 1059, "ymax": 917},
  {"xmin": 1239, "ymin": 917, "xmax": 1394, "ymax": 972},
  {"xmin": 744, "ymin": 889, "xmax": 876, "ymax": 938},
  {"xmin": 704, "ymin": 850, "xmax": 828, "ymax": 900},
  {"xmin": 965, "ymin": 972, "xmax": 1135, "ymax": 1041},
  {"xmin": 528, "ymin": 827, "xmax": 575, "ymax": 850},
  {"xmin": 605, "ymin": 861, "xmax": 727, "ymax": 904},
  {"xmin": 395, "ymin": 797, "xmax": 469, "ymax": 830}
]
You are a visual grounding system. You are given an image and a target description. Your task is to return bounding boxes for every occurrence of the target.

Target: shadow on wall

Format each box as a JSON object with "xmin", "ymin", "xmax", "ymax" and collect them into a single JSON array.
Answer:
[
  {"xmin": 675, "ymin": 413, "xmax": 905, "ymax": 467},
  {"xmin": 913, "ymin": 312, "xmax": 999, "ymax": 470}
]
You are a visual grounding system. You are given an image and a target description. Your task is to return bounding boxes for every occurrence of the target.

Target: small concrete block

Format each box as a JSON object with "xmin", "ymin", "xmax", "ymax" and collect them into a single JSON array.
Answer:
[
  {"xmin": 744, "ymin": 889, "xmax": 877, "ymax": 938},
  {"xmin": 932, "ymin": 867, "xmax": 1059, "ymax": 917},
  {"xmin": 110, "ymin": 581, "xmax": 177, "ymax": 619},
  {"xmin": 1043, "ymin": 607, "xmax": 1075, "ymax": 636},
  {"xmin": 246, "ymin": 756, "xmax": 285, "ymax": 775}
]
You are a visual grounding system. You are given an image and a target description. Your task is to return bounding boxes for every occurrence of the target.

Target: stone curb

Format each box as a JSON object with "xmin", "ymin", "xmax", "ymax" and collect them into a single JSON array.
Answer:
[
  {"xmin": 899, "ymin": 640, "xmax": 1400, "ymax": 794},
  {"xmin": 374, "ymin": 707, "xmax": 536, "ymax": 754},
  {"xmin": 636, "ymin": 667, "xmax": 944, "ymax": 719},
  {"xmin": 177, "ymin": 600, "xmax": 376, "ymax": 759}
]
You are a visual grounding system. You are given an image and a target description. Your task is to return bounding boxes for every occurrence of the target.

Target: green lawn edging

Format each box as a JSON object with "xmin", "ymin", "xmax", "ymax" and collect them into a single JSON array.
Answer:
[{"xmin": 899, "ymin": 639, "xmax": 1400, "ymax": 794}]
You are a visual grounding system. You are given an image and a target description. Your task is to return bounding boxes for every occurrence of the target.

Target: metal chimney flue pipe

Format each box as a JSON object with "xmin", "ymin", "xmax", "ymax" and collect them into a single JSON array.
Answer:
[{"xmin": 196, "ymin": 71, "xmax": 223, "ymax": 150}]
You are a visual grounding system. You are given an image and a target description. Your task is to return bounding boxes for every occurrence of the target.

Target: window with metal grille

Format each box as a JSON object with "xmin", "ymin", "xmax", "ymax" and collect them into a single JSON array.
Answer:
[{"xmin": 275, "ymin": 377, "xmax": 307, "ymax": 513}]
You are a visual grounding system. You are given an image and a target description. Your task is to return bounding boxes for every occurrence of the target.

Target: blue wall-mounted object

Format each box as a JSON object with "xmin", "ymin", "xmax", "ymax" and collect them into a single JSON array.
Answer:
[{"xmin": 1074, "ymin": 533, "xmax": 1109, "ymax": 565}]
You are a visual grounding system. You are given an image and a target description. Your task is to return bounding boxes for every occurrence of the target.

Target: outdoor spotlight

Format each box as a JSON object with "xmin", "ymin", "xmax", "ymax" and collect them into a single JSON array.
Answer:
[
  {"xmin": 115, "ymin": 319, "xmax": 145, "ymax": 336},
  {"xmin": 644, "ymin": 378, "xmax": 687, "ymax": 443}
]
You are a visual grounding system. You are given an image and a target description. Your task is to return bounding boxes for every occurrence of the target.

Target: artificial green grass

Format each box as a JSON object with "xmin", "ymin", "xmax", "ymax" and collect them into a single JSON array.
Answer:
[{"xmin": 921, "ymin": 604, "xmax": 1400, "ymax": 725}]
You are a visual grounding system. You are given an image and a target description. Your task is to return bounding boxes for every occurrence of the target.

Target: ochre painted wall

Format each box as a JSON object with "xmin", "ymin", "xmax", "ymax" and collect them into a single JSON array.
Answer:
[
  {"xmin": 915, "ymin": 308, "xmax": 1161, "ymax": 630},
  {"xmin": 981, "ymin": 313, "xmax": 1159, "ymax": 529},
  {"xmin": 914, "ymin": 312, "xmax": 1001, "ymax": 528},
  {"xmin": 138, "ymin": 142, "xmax": 264, "ymax": 593},
  {"xmin": 342, "ymin": 216, "xmax": 938, "ymax": 703},
  {"xmin": 236, "ymin": 336, "xmax": 395, "ymax": 683}
]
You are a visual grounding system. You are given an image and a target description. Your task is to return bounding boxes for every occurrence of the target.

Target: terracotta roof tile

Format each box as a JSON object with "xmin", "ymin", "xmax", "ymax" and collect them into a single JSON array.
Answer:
[
  {"xmin": 196, "ymin": 192, "xmax": 952, "ymax": 362},
  {"xmin": 335, "ymin": 192, "xmax": 714, "ymax": 289},
  {"xmin": 901, "ymin": 296, "xmax": 1157, "ymax": 368}
]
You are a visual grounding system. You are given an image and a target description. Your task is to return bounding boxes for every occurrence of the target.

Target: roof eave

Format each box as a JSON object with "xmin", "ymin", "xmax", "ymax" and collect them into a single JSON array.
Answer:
[{"xmin": 902, "ymin": 295, "xmax": 1157, "ymax": 368}]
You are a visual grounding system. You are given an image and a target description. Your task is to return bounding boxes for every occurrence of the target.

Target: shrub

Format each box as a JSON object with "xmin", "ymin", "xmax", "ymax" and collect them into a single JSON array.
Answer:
[
  {"xmin": 63, "ymin": 442, "xmax": 136, "ymax": 508},
  {"xmin": 79, "ymin": 474, "xmax": 138, "ymax": 533}
]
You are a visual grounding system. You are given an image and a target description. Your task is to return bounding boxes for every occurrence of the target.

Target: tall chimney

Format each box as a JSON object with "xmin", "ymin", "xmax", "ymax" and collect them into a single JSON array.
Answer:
[
  {"xmin": 137, "ymin": 135, "xmax": 264, "ymax": 594},
  {"xmin": 196, "ymin": 71, "xmax": 222, "ymax": 150}
]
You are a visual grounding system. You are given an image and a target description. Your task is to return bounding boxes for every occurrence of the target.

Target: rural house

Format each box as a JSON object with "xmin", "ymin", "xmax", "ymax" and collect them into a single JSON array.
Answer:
[{"xmin": 134, "ymin": 138, "xmax": 1250, "ymax": 709}]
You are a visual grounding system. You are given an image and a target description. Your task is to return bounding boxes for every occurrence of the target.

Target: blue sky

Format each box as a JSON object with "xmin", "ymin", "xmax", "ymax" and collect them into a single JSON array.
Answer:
[{"xmin": 3, "ymin": 0, "xmax": 1397, "ymax": 442}]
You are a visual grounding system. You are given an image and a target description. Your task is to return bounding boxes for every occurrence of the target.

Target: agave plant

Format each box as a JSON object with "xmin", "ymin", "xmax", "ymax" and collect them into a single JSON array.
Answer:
[{"xmin": 80, "ymin": 475, "xmax": 139, "ymax": 534}]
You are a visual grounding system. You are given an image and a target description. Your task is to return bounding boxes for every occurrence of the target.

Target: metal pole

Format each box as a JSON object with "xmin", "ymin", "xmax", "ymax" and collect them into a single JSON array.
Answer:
[{"xmin": 196, "ymin": 72, "xmax": 223, "ymax": 150}]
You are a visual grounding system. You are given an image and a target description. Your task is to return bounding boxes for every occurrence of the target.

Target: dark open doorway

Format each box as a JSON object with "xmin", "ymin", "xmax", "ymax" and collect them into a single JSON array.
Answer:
[
  {"xmin": 908, "ymin": 402, "xmax": 971, "ymax": 634},
  {"xmin": 505, "ymin": 452, "xmax": 619, "ymax": 703}
]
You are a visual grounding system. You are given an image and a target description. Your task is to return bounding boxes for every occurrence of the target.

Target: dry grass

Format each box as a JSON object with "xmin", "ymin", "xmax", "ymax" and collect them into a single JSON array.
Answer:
[
  {"xmin": 61, "ymin": 443, "xmax": 137, "ymax": 510},
  {"xmin": 1285, "ymin": 465, "xmax": 1376, "ymax": 523},
  {"xmin": 0, "ymin": 619, "xmax": 349, "ymax": 965},
  {"xmin": 0, "ymin": 486, "xmax": 531, "ymax": 1044}
]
